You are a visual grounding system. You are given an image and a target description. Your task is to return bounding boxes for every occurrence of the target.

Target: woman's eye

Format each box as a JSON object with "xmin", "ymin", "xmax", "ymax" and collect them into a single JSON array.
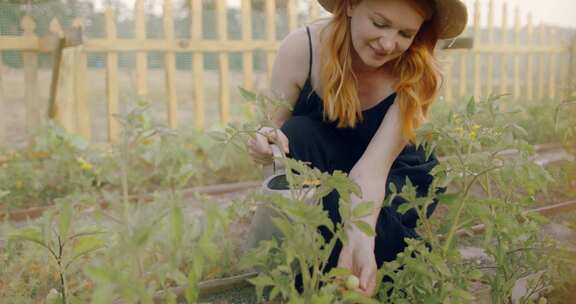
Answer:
[{"xmin": 372, "ymin": 21, "xmax": 389, "ymax": 28}]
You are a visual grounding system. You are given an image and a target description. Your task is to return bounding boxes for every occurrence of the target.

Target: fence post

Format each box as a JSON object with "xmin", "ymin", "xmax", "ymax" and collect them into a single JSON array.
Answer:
[
  {"xmin": 241, "ymin": 0, "xmax": 254, "ymax": 92},
  {"xmin": 104, "ymin": 7, "xmax": 120, "ymax": 143},
  {"xmin": 265, "ymin": 0, "xmax": 276, "ymax": 83},
  {"xmin": 472, "ymin": 0, "xmax": 481, "ymax": 102},
  {"xmin": 21, "ymin": 16, "xmax": 40, "ymax": 139},
  {"xmin": 191, "ymin": 0, "xmax": 205, "ymax": 129},
  {"xmin": 537, "ymin": 24, "xmax": 546, "ymax": 100},
  {"xmin": 499, "ymin": 2, "xmax": 508, "ymax": 97},
  {"xmin": 72, "ymin": 18, "xmax": 91, "ymax": 142},
  {"xmin": 216, "ymin": 0, "xmax": 230, "ymax": 125},
  {"xmin": 569, "ymin": 35, "xmax": 576, "ymax": 98},
  {"xmin": 135, "ymin": 0, "xmax": 148, "ymax": 99},
  {"xmin": 513, "ymin": 7, "xmax": 521, "ymax": 100},
  {"xmin": 0, "ymin": 55, "xmax": 4, "ymax": 148},
  {"xmin": 548, "ymin": 28, "xmax": 557, "ymax": 99},
  {"xmin": 526, "ymin": 14, "xmax": 534, "ymax": 101},
  {"xmin": 486, "ymin": 0, "xmax": 495, "ymax": 97},
  {"xmin": 47, "ymin": 18, "xmax": 65, "ymax": 123},
  {"xmin": 163, "ymin": 0, "xmax": 178, "ymax": 129}
]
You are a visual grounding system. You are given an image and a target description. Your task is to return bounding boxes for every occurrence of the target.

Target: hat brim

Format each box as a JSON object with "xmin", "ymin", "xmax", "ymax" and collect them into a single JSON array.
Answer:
[{"xmin": 316, "ymin": 0, "xmax": 468, "ymax": 40}]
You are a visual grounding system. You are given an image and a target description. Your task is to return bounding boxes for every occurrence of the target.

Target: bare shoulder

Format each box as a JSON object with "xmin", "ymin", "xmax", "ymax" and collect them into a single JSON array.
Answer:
[
  {"xmin": 267, "ymin": 21, "xmax": 331, "ymax": 125},
  {"xmin": 272, "ymin": 19, "xmax": 331, "ymax": 92},
  {"xmin": 273, "ymin": 26, "xmax": 311, "ymax": 91}
]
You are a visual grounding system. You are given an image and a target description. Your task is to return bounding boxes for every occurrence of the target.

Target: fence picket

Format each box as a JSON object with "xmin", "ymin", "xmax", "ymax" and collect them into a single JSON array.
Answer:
[
  {"xmin": 217, "ymin": 0, "xmax": 230, "ymax": 125},
  {"xmin": 473, "ymin": 0, "xmax": 481, "ymax": 101},
  {"xmin": 499, "ymin": 2, "xmax": 508, "ymax": 96},
  {"xmin": 241, "ymin": 0, "xmax": 254, "ymax": 92},
  {"xmin": 548, "ymin": 28, "xmax": 557, "ymax": 99},
  {"xmin": 527, "ymin": 14, "xmax": 534, "ymax": 101},
  {"xmin": 513, "ymin": 7, "xmax": 521, "ymax": 99},
  {"xmin": 135, "ymin": 0, "xmax": 148, "ymax": 98},
  {"xmin": 0, "ymin": 53, "xmax": 4, "ymax": 147},
  {"xmin": 163, "ymin": 0, "xmax": 178, "ymax": 128},
  {"xmin": 538, "ymin": 23, "xmax": 546, "ymax": 100},
  {"xmin": 486, "ymin": 0, "xmax": 495, "ymax": 96},
  {"xmin": 191, "ymin": 0, "xmax": 205, "ymax": 129},
  {"xmin": 72, "ymin": 18, "xmax": 91, "ymax": 141},
  {"xmin": 105, "ymin": 7, "xmax": 120, "ymax": 142},
  {"xmin": 265, "ymin": 0, "xmax": 276, "ymax": 83},
  {"xmin": 21, "ymin": 16, "xmax": 40, "ymax": 138}
]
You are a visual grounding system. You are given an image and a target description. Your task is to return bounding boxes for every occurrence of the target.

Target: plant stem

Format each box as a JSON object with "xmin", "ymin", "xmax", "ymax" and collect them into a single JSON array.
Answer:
[
  {"xmin": 443, "ymin": 165, "xmax": 502, "ymax": 254},
  {"xmin": 57, "ymin": 235, "xmax": 69, "ymax": 304}
]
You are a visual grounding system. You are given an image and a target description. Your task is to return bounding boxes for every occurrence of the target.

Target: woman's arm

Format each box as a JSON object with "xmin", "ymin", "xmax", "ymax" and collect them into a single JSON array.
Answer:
[
  {"xmin": 247, "ymin": 27, "xmax": 312, "ymax": 162},
  {"xmin": 336, "ymin": 101, "xmax": 408, "ymax": 296},
  {"xmin": 266, "ymin": 27, "xmax": 311, "ymax": 128},
  {"xmin": 348, "ymin": 101, "xmax": 408, "ymax": 233}
]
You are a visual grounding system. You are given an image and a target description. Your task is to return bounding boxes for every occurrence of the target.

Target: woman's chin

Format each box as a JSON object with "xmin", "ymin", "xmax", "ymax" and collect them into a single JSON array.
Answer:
[{"xmin": 362, "ymin": 57, "xmax": 390, "ymax": 69}]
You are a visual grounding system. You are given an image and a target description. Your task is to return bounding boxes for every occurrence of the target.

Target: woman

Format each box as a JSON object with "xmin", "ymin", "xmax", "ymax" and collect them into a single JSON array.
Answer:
[{"xmin": 247, "ymin": 0, "xmax": 467, "ymax": 297}]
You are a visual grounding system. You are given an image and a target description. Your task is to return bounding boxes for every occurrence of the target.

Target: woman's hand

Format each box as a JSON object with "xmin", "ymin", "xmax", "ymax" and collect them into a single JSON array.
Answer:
[
  {"xmin": 337, "ymin": 231, "xmax": 378, "ymax": 297},
  {"xmin": 247, "ymin": 127, "xmax": 289, "ymax": 165}
]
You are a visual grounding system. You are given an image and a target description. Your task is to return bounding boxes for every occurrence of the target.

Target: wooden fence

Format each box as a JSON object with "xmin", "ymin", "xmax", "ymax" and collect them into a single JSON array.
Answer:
[{"xmin": 0, "ymin": 0, "xmax": 574, "ymax": 145}]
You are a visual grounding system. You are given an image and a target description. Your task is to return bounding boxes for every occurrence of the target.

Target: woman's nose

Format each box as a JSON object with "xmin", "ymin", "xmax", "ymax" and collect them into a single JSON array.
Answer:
[{"xmin": 376, "ymin": 34, "xmax": 396, "ymax": 53}]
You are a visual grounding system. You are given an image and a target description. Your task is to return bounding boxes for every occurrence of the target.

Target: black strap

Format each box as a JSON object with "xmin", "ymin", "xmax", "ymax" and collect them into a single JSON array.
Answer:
[{"xmin": 305, "ymin": 26, "xmax": 313, "ymax": 80}]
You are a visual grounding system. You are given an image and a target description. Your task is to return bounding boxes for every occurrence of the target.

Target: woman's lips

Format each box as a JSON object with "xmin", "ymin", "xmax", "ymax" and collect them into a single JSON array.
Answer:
[{"xmin": 370, "ymin": 45, "xmax": 389, "ymax": 57}]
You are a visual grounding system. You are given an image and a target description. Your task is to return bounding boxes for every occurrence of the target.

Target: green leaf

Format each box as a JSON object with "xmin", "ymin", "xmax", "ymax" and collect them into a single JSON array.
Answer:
[
  {"xmin": 198, "ymin": 235, "xmax": 220, "ymax": 261},
  {"xmin": 185, "ymin": 267, "xmax": 199, "ymax": 304},
  {"xmin": 71, "ymin": 236, "xmax": 105, "ymax": 261},
  {"xmin": 238, "ymin": 86, "xmax": 258, "ymax": 102},
  {"xmin": 207, "ymin": 131, "xmax": 227, "ymax": 142},
  {"xmin": 341, "ymin": 291, "xmax": 381, "ymax": 304},
  {"xmin": 325, "ymin": 267, "xmax": 352, "ymax": 279},
  {"xmin": 429, "ymin": 254, "xmax": 451, "ymax": 277},
  {"xmin": 0, "ymin": 190, "xmax": 9, "ymax": 200},
  {"xmin": 352, "ymin": 220, "xmax": 375, "ymax": 237},
  {"xmin": 58, "ymin": 202, "xmax": 72, "ymax": 239},
  {"xmin": 9, "ymin": 226, "xmax": 46, "ymax": 248},
  {"xmin": 452, "ymin": 288, "xmax": 476, "ymax": 301},
  {"xmin": 466, "ymin": 97, "xmax": 476, "ymax": 117},
  {"xmin": 352, "ymin": 201, "xmax": 374, "ymax": 218},
  {"xmin": 438, "ymin": 193, "xmax": 460, "ymax": 206},
  {"xmin": 171, "ymin": 206, "xmax": 184, "ymax": 244}
]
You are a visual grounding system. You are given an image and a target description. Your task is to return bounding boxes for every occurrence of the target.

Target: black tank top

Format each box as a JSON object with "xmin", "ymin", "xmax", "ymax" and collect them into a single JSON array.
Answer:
[
  {"xmin": 293, "ymin": 26, "xmax": 398, "ymax": 157},
  {"xmin": 292, "ymin": 26, "xmax": 438, "ymax": 182}
]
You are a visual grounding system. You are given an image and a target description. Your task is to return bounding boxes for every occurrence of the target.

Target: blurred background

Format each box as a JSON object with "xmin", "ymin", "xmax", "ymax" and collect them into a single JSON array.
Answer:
[{"xmin": 0, "ymin": 0, "xmax": 575, "ymax": 146}]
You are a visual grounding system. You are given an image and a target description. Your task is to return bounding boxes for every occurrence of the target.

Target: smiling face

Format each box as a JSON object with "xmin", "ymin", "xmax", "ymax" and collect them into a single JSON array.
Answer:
[{"xmin": 346, "ymin": 0, "xmax": 427, "ymax": 72}]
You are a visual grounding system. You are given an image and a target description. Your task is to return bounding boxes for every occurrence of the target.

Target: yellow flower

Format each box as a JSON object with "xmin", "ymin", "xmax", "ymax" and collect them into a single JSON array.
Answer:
[
  {"xmin": 455, "ymin": 127, "xmax": 465, "ymax": 138},
  {"xmin": 469, "ymin": 130, "xmax": 477, "ymax": 140},
  {"xmin": 303, "ymin": 178, "xmax": 321, "ymax": 186},
  {"xmin": 29, "ymin": 151, "xmax": 50, "ymax": 159},
  {"xmin": 76, "ymin": 157, "xmax": 93, "ymax": 171},
  {"xmin": 15, "ymin": 180, "xmax": 23, "ymax": 189}
]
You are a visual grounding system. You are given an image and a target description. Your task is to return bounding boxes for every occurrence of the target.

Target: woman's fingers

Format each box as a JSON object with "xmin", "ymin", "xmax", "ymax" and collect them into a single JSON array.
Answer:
[
  {"xmin": 359, "ymin": 264, "xmax": 377, "ymax": 295},
  {"xmin": 246, "ymin": 130, "xmax": 273, "ymax": 164},
  {"xmin": 246, "ymin": 127, "xmax": 289, "ymax": 164},
  {"xmin": 276, "ymin": 129, "xmax": 290, "ymax": 154},
  {"xmin": 255, "ymin": 130, "xmax": 273, "ymax": 155}
]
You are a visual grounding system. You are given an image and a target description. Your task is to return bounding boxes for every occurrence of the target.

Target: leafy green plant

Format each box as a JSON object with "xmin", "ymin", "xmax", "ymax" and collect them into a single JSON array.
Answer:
[
  {"xmin": 8, "ymin": 201, "xmax": 106, "ymax": 304},
  {"xmin": 0, "ymin": 123, "xmax": 102, "ymax": 210},
  {"xmin": 238, "ymin": 161, "xmax": 383, "ymax": 304},
  {"xmin": 374, "ymin": 94, "xmax": 561, "ymax": 303}
]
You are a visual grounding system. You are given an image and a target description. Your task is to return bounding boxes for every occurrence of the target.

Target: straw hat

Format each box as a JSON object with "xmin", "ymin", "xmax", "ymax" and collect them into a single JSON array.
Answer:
[{"xmin": 316, "ymin": 0, "xmax": 468, "ymax": 40}]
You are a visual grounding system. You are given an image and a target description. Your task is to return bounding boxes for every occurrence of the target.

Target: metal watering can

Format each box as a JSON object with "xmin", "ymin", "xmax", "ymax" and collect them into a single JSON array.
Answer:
[{"xmin": 243, "ymin": 144, "xmax": 320, "ymax": 252}]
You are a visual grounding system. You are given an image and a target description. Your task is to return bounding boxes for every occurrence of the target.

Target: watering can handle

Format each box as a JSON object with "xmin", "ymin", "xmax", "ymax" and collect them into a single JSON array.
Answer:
[{"xmin": 264, "ymin": 144, "xmax": 285, "ymax": 176}]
